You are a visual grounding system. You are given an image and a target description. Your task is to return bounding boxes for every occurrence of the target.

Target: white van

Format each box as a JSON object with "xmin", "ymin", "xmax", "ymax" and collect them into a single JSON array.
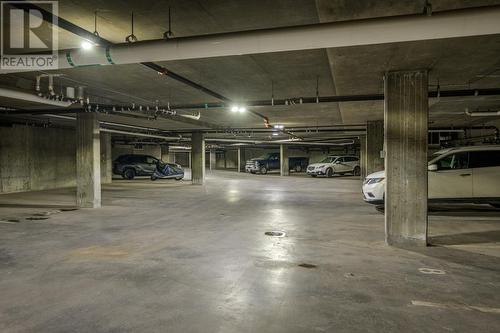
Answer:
[{"xmin": 362, "ymin": 145, "xmax": 500, "ymax": 207}]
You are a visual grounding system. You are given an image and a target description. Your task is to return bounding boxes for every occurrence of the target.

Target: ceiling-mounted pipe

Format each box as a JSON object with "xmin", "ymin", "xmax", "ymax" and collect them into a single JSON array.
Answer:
[
  {"xmin": 100, "ymin": 128, "xmax": 185, "ymax": 141},
  {"xmin": 465, "ymin": 108, "xmax": 500, "ymax": 116},
  {"xmin": 0, "ymin": 87, "xmax": 74, "ymax": 107},
  {"xmin": 41, "ymin": 113, "xmax": 183, "ymax": 139},
  {"xmin": 8, "ymin": 1, "xmax": 233, "ymax": 105},
  {"xmin": 178, "ymin": 112, "xmax": 201, "ymax": 120},
  {"xmin": 137, "ymin": 88, "xmax": 500, "ymax": 110},
  {"xmin": 204, "ymin": 138, "xmax": 354, "ymax": 146},
  {"xmin": 2, "ymin": 6, "xmax": 500, "ymax": 74}
]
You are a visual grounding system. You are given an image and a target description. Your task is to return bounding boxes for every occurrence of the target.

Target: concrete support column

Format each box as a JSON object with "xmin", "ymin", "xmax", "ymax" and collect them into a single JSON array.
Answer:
[
  {"xmin": 100, "ymin": 133, "xmax": 112, "ymax": 184},
  {"xmin": 359, "ymin": 135, "xmax": 367, "ymax": 181},
  {"xmin": 237, "ymin": 148, "xmax": 245, "ymax": 172},
  {"xmin": 366, "ymin": 120, "xmax": 384, "ymax": 176},
  {"xmin": 384, "ymin": 70, "xmax": 428, "ymax": 247},
  {"xmin": 280, "ymin": 144, "xmax": 289, "ymax": 176},
  {"xmin": 209, "ymin": 150, "xmax": 216, "ymax": 171},
  {"xmin": 76, "ymin": 112, "xmax": 101, "ymax": 208},
  {"xmin": 161, "ymin": 144, "xmax": 170, "ymax": 163},
  {"xmin": 191, "ymin": 132, "xmax": 205, "ymax": 185}
]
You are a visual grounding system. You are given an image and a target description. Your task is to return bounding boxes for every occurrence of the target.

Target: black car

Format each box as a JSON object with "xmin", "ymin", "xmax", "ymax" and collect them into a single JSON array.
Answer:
[{"xmin": 113, "ymin": 154, "xmax": 161, "ymax": 180}]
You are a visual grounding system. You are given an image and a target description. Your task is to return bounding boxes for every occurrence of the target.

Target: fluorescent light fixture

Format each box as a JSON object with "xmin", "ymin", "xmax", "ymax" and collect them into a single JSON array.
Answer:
[
  {"xmin": 273, "ymin": 124, "xmax": 284, "ymax": 129},
  {"xmin": 272, "ymin": 132, "xmax": 279, "ymax": 136},
  {"xmin": 231, "ymin": 105, "xmax": 239, "ymax": 112},
  {"xmin": 238, "ymin": 107, "xmax": 246, "ymax": 113},
  {"xmin": 81, "ymin": 40, "xmax": 93, "ymax": 50}
]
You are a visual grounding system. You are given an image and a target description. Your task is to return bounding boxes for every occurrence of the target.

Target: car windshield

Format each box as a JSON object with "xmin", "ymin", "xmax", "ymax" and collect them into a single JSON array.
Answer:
[
  {"xmin": 256, "ymin": 154, "xmax": 272, "ymax": 159},
  {"xmin": 320, "ymin": 157, "xmax": 337, "ymax": 163}
]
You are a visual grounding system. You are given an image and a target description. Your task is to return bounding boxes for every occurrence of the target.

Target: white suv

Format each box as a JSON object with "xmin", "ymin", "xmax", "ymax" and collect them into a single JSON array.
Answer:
[
  {"xmin": 362, "ymin": 145, "xmax": 500, "ymax": 207},
  {"xmin": 307, "ymin": 155, "xmax": 360, "ymax": 177}
]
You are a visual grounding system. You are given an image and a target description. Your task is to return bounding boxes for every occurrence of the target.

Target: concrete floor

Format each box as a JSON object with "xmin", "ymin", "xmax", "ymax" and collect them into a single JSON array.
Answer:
[{"xmin": 0, "ymin": 171, "xmax": 499, "ymax": 332}]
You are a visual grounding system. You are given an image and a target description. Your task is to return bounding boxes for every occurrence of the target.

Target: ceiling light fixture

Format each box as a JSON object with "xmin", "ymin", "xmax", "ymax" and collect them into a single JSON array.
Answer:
[
  {"xmin": 81, "ymin": 40, "xmax": 93, "ymax": 50},
  {"xmin": 230, "ymin": 104, "xmax": 247, "ymax": 113}
]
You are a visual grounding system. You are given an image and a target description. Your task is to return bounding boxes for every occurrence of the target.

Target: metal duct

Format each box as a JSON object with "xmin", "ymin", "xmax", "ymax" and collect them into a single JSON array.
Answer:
[{"xmin": 2, "ymin": 6, "xmax": 500, "ymax": 73}]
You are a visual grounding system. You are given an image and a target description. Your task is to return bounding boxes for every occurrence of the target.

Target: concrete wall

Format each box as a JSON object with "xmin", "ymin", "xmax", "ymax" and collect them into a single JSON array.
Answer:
[
  {"xmin": 0, "ymin": 125, "xmax": 112, "ymax": 194},
  {"xmin": 112, "ymin": 144, "xmax": 162, "ymax": 161},
  {"xmin": 0, "ymin": 125, "xmax": 76, "ymax": 193},
  {"xmin": 216, "ymin": 146, "xmax": 360, "ymax": 169}
]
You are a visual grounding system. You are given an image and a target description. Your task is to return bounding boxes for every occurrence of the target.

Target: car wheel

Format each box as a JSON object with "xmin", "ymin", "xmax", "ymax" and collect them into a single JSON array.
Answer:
[
  {"xmin": 295, "ymin": 165, "xmax": 302, "ymax": 172},
  {"xmin": 353, "ymin": 166, "xmax": 360, "ymax": 176},
  {"xmin": 250, "ymin": 171, "xmax": 256, "ymax": 174},
  {"xmin": 123, "ymin": 168, "xmax": 135, "ymax": 180},
  {"xmin": 326, "ymin": 168, "xmax": 334, "ymax": 178},
  {"xmin": 175, "ymin": 177, "xmax": 183, "ymax": 181},
  {"xmin": 260, "ymin": 166, "xmax": 268, "ymax": 175},
  {"xmin": 151, "ymin": 175, "xmax": 158, "ymax": 181},
  {"xmin": 311, "ymin": 175, "xmax": 317, "ymax": 177}
]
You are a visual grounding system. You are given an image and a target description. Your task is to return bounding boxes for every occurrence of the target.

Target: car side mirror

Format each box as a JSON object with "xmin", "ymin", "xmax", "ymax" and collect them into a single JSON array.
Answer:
[{"xmin": 428, "ymin": 164, "xmax": 438, "ymax": 172}]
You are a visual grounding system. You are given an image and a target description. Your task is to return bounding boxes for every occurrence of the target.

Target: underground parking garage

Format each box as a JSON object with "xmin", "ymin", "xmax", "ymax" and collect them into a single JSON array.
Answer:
[{"xmin": 1, "ymin": 1, "xmax": 500, "ymax": 332}]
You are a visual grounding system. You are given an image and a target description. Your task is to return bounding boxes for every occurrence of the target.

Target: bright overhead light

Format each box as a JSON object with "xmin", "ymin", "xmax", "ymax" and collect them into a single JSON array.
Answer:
[
  {"xmin": 230, "ymin": 104, "xmax": 247, "ymax": 113},
  {"xmin": 81, "ymin": 40, "xmax": 93, "ymax": 50},
  {"xmin": 273, "ymin": 124, "xmax": 284, "ymax": 129},
  {"xmin": 272, "ymin": 132, "xmax": 279, "ymax": 136}
]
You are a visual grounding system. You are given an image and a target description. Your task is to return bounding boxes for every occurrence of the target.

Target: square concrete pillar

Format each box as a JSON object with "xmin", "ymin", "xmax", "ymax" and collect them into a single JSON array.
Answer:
[
  {"xmin": 100, "ymin": 133, "xmax": 112, "ymax": 184},
  {"xmin": 237, "ymin": 148, "xmax": 245, "ymax": 172},
  {"xmin": 191, "ymin": 132, "xmax": 205, "ymax": 185},
  {"xmin": 366, "ymin": 120, "xmax": 384, "ymax": 176},
  {"xmin": 359, "ymin": 135, "xmax": 367, "ymax": 181},
  {"xmin": 280, "ymin": 144, "xmax": 289, "ymax": 176},
  {"xmin": 384, "ymin": 70, "xmax": 428, "ymax": 247},
  {"xmin": 76, "ymin": 112, "xmax": 101, "ymax": 208},
  {"xmin": 209, "ymin": 150, "xmax": 216, "ymax": 171}
]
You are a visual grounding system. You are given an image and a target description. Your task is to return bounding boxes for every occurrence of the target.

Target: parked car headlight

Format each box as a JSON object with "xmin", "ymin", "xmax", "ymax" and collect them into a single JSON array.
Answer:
[
  {"xmin": 368, "ymin": 177, "xmax": 385, "ymax": 184},
  {"xmin": 318, "ymin": 165, "xmax": 325, "ymax": 168}
]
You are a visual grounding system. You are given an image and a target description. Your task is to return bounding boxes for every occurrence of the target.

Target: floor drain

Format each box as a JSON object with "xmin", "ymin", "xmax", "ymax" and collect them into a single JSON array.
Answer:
[
  {"xmin": 298, "ymin": 263, "xmax": 317, "ymax": 269},
  {"xmin": 26, "ymin": 217, "xmax": 49, "ymax": 221},
  {"xmin": 264, "ymin": 231, "xmax": 286, "ymax": 237}
]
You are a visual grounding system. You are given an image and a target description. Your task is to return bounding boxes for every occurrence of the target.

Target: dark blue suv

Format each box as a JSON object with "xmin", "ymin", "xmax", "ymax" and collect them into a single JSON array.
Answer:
[{"xmin": 113, "ymin": 154, "xmax": 160, "ymax": 180}]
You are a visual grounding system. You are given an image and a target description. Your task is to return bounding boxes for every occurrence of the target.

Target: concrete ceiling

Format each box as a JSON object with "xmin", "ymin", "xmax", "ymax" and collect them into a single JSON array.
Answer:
[{"xmin": 1, "ymin": 0, "xmax": 500, "ymax": 140}]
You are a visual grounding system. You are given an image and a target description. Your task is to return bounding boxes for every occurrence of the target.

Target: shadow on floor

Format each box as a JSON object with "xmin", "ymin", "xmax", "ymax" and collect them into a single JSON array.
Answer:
[
  {"xmin": 374, "ymin": 204, "xmax": 500, "ymax": 217},
  {"xmin": 406, "ymin": 244, "xmax": 500, "ymax": 272},
  {"xmin": 429, "ymin": 230, "xmax": 500, "ymax": 246}
]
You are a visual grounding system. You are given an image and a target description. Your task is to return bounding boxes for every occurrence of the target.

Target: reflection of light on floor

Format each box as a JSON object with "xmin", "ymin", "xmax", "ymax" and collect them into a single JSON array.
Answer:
[
  {"xmin": 268, "ymin": 192, "xmax": 284, "ymax": 202},
  {"xmin": 226, "ymin": 188, "xmax": 240, "ymax": 202},
  {"xmin": 269, "ymin": 208, "xmax": 286, "ymax": 223}
]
